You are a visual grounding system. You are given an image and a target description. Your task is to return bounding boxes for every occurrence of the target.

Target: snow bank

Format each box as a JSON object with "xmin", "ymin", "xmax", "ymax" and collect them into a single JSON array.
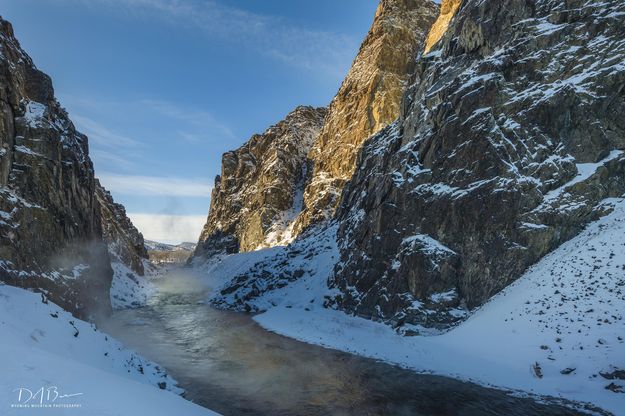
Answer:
[{"xmin": 0, "ymin": 284, "xmax": 218, "ymax": 415}]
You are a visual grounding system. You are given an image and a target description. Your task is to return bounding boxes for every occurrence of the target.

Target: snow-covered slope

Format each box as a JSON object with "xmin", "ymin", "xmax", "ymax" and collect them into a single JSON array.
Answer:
[
  {"xmin": 199, "ymin": 197, "xmax": 625, "ymax": 414},
  {"xmin": 0, "ymin": 284, "xmax": 218, "ymax": 415},
  {"xmin": 109, "ymin": 260, "xmax": 158, "ymax": 309}
]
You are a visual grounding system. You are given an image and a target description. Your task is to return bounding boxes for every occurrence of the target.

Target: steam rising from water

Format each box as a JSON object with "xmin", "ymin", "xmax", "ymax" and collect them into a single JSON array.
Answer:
[{"xmin": 97, "ymin": 268, "xmax": 583, "ymax": 416}]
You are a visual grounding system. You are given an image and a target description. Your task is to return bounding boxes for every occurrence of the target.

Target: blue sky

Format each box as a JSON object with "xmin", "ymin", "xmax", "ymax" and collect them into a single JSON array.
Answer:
[{"xmin": 1, "ymin": 0, "xmax": 382, "ymax": 242}]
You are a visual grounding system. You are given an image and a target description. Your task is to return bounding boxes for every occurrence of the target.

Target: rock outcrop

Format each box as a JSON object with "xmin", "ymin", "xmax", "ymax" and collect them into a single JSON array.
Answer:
[
  {"xmin": 0, "ymin": 17, "xmax": 112, "ymax": 318},
  {"xmin": 194, "ymin": 106, "xmax": 326, "ymax": 258},
  {"xmin": 330, "ymin": 0, "xmax": 625, "ymax": 329},
  {"xmin": 293, "ymin": 0, "xmax": 438, "ymax": 230},
  {"xmin": 423, "ymin": 0, "xmax": 462, "ymax": 54},
  {"xmin": 96, "ymin": 180, "xmax": 148, "ymax": 275}
]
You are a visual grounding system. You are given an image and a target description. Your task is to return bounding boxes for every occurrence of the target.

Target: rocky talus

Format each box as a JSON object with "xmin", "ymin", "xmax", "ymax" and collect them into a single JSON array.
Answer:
[
  {"xmin": 96, "ymin": 180, "xmax": 148, "ymax": 275},
  {"xmin": 0, "ymin": 17, "xmax": 112, "ymax": 318},
  {"xmin": 294, "ymin": 0, "xmax": 438, "ymax": 230},
  {"xmin": 194, "ymin": 106, "xmax": 326, "ymax": 258},
  {"xmin": 330, "ymin": 0, "xmax": 625, "ymax": 329}
]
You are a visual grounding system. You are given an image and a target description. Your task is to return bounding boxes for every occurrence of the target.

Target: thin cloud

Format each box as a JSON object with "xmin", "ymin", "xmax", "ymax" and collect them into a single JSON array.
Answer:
[
  {"xmin": 141, "ymin": 98, "xmax": 235, "ymax": 139},
  {"xmin": 90, "ymin": 149, "xmax": 137, "ymax": 170},
  {"xmin": 128, "ymin": 213, "xmax": 206, "ymax": 244},
  {"xmin": 72, "ymin": 114, "xmax": 143, "ymax": 149},
  {"xmin": 62, "ymin": 0, "xmax": 358, "ymax": 82},
  {"xmin": 98, "ymin": 172, "xmax": 213, "ymax": 197}
]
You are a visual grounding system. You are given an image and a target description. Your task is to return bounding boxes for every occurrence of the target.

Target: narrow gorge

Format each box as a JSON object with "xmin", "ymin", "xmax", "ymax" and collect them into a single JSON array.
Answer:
[{"xmin": 1, "ymin": 0, "xmax": 624, "ymax": 414}]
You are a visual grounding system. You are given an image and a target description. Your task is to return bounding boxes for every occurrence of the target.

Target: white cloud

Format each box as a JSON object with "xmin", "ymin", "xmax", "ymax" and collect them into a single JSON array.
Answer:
[
  {"xmin": 128, "ymin": 213, "xmax": 206, "ymax": 244},
  {"xmin": 98, "ymin": 172, "xmax": 212, "ymax": 197}
]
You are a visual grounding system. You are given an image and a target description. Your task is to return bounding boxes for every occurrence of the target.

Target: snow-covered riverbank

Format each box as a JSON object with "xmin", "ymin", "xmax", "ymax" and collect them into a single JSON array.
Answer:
[
  {"xmin": 0, "ymin": 282, "xmax": 218, "ymax": 415},
  {"xmin": 199, "ymin": 198, "xmax": 625, "ymax": 415}
]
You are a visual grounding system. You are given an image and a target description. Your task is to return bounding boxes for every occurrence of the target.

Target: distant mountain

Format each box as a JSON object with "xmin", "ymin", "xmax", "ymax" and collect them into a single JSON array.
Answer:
[{"xmin": 146, "ymin": 240, "xmax": 196, "ymax": 264}]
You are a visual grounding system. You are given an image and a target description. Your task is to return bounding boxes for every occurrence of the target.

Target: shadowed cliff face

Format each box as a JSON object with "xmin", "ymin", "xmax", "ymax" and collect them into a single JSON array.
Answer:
[
  {"xmin": 0, "ymin": 17, "xmax": 149, "ymax": 319},
  {"xmin": 330, "ymin": 0, "xmax": 625, "ymax": 328},
  {"xmin": 194, "ymin": 106, "xmax": 326, "ymax": 258},
  {"xmin": 96, "ymin": 180, "xmax": 149, "ymax": 275},
  {"xmin": 0, "ymin": 17, "xmax": 113, "ymax": 318},
  {"xmin": 293, "ymin": 0, "xmax": 438, "ymax": 231}
]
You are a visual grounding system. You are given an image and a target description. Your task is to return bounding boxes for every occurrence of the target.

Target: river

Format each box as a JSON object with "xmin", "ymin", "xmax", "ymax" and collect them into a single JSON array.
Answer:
[{"xmin": 99, "ymin": 267, "xmax": 587, "ymax": 416}]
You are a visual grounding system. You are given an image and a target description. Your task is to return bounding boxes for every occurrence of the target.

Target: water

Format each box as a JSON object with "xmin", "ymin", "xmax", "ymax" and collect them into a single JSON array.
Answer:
[{"xmin": 99, "ymin": 268, "xmax": 588, "ymax": 416}]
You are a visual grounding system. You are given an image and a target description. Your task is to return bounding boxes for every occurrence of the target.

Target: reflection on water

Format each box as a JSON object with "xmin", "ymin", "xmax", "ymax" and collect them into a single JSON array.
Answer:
[{"xmin": 99, "ymin": 268, "xmax": 586, "ymax": 416}]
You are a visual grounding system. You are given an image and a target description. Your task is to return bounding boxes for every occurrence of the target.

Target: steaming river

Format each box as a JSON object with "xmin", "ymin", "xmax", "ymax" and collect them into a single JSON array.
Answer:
[{"xmin": 99, "ymin": 267, "xmax": 587, "ymax": 416}]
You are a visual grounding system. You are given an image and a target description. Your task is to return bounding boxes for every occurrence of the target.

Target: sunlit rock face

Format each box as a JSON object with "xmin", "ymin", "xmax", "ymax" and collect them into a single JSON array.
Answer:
[
  {"xmin": 192, "ymin": 0, "xmax": 438, "ymax": 262},
  {"xmin": 96, "ymin": 180, "xmax": 148, "ymax": 275},
  {"xmin": 194, "ymin": 106, "xmax": 326, "ymax": 258},
  {"xmin": 330, "ymin": 0, "xmax": 625, "ymax": 329},
  {"xmin": 0, "ymin": 17, "xmax": 112, "ymax": 318},
  {"xmin": 424, "ymin": 0, "xmax": 463, "ymax": 54},
  {"xmin": 293, "ymin": 0, "xmax": 438, "ymax": 231}
]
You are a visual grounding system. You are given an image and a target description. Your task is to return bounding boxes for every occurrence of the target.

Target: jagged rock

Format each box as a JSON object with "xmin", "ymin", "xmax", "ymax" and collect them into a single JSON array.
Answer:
[
  {"xmin": 194, "ymin": 106, "xmax": 326, "ymax": 258},
  {"xmin": 0, "ymin": 17, "xmax": 112, "ymax": 318},
  {"xmin": 605, "ymin": 383, "xmax": 624, "ymax": 394},
  {"xmin": 294, "ymin": 0, "xmax": 438, "ymax": 231},
  {"xmin": 96, "ymin": 180, "xmax": 148, "ymax": 275},
  {"xmin": 600, "ymin": 369, "xmax": 625, "ymax": 381},
  {"xmin": 192, "ymin": 0, "xmax": 438, "ymax": 264},
  {"xmin": 330, "ymin": 0, "xmax": 625, "ymax": 328}
]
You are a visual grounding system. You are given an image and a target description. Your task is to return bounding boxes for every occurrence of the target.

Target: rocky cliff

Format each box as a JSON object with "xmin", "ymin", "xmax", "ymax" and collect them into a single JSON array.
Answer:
[
  {"xmin": 96, "ymin": 180, "xmax": 148, "ymax": 275},
  {"xmin": 294, "ymin": 0, "xmax": 438, "ymax": 230},
  {"xmin": 0, "ymin": 17, "xmax": 112, "ymax": 318},
  {"xmin": 193, "ymin": 0, "xmax": 438, "ymax": 261},
  {"xmin": 207, "ymin": 0, "xmax": 625, "ymax": 334},
  {"xmin": 330, "ymin": 0, "xmax": 625, "ymax": 329},
  {"xmin": 194, "ymin": 106, "xmax": 326, "ymax": 258}
]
